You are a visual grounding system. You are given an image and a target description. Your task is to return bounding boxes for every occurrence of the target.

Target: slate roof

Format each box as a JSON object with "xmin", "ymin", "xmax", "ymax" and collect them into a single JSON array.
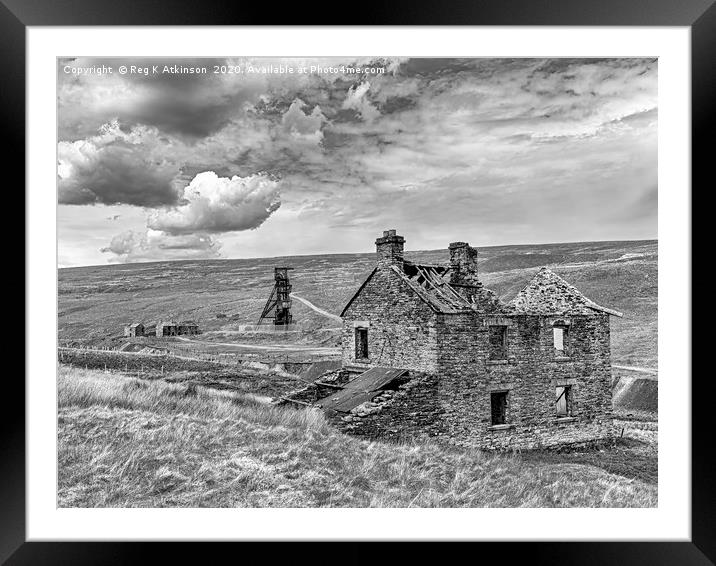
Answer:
[
  {"xmin": 510, "ymin": 267, "xmax": 623, "ymax": 317},
  {"xmin": 317, "ymin": 367, "xmax": 408, "ymax": 413}
]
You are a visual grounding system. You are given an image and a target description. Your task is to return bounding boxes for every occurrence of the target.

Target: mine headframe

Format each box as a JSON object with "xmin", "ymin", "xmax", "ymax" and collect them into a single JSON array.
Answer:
[{"xmin": 257, "ymin": 267, "xmax": 294, "ymax": 326}]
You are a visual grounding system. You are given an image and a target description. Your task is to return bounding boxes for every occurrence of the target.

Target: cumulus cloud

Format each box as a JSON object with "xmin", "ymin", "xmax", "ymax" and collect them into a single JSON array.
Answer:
[
  {"xmin": 98, "ymin": 170, "xmax": 280, "ymax": 263},
  {"xmin": 281, "ymin": 99, "xmax": 326, "ymax": 143},
  {"xmin": 58, "ymin": 121, "xmax": 181, "ymax": 206},
  {"xmin": 148, "ymin": 171, "xmax": 281, "ymax": 235},
  {"xmin": 101, "ymin": 229, "xmax": 221, "ymax": 263},
  {"xmin": 342, "ymin": 82, "xmax": 380, "ymax": 122}
]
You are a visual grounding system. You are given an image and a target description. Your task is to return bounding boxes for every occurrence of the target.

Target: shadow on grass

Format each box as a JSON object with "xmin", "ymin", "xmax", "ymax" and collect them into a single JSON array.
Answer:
[{"xmin": 520, "ymin": 437, "xmax": 657, "ymax": 485}]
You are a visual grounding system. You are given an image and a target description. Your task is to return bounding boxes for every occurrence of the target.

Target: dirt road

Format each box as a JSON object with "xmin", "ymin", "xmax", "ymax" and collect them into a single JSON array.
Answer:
[{"xmin": 291, "ymin": 294, "xmax": 343, "ymax": 324}]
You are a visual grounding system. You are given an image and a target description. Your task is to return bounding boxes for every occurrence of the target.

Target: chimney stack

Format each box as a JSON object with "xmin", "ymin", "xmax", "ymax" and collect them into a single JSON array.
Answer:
[
  {"xmin": 448, "ymin": 241, "xmax": 479, "ymax": 286},
  {"xmin": 376, "ymin": 229, "xmax": 405, "ymax": 269}
]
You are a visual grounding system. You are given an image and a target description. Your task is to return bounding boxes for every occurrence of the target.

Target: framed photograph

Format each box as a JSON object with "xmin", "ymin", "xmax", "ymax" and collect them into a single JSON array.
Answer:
[{"xmin": 8, "ymin": 0, "xmax": 707, "ymax": 562}]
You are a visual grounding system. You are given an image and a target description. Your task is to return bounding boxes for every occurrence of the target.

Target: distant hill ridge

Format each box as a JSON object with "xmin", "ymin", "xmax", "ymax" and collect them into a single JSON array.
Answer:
[{"xmin": 58, "ymin": 239, "xmax": 656, "ymax": 271}]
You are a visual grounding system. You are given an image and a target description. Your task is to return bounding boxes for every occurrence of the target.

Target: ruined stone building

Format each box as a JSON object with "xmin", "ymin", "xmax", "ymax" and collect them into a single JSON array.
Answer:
[
  {"xmin": 123, "ymin": 322, "xmax": 144, "ymax": 337},
  {"xmin": 155, "ymin": 321, "xmax": 200, "ymax": 337},
  {"xmin": 330, "ymin": 229, "xmax": 623, "ymax": 449}
]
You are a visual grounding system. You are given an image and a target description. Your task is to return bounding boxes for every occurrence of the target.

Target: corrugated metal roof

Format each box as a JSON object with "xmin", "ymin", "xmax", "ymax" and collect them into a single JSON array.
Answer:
[
  {"xmin": 317, "ymin": 366, "xmax": 407, "ymax": 413},
  {"xmin": 300, "ymin": 360, "xmax": 342, "ymax": 382},
  {"xmin": 348, "ymin": 366, "xmax": 407, "ymax": 392},
  {"xmin": 318, "ymin": 390, "xmax": 380, "ymax": 413}
]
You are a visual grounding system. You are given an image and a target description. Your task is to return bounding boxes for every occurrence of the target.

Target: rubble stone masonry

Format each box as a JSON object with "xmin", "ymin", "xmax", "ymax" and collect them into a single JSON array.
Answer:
[
  {"xmin": 341, "ymin": 272, "xmax": 615, "ymax": 449},
  {"xmin": 433, "ymin": 312, "xmax": 615, "ymax": 449},
  {"xmin": 338, "ymin": 231, "xmax": 616, "ymax": 449},
  {"xmin": 341, "ymin": 268, "xmax": 439, "ymax": 374}
]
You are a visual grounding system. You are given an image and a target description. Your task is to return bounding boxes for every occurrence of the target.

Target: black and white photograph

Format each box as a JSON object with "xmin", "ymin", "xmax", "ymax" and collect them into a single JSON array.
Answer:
[{"xmin": 56, "ymin": 56, "xmax": 659, "ymax": 509}]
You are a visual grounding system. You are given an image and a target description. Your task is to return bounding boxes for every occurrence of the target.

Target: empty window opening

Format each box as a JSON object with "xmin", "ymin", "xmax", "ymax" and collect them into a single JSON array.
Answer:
[
  {"xmin": 355, "ymin": 327, "xmax": 368, "ymax": 360},
  {"xmin": 553, "ymin": 326, "xmax": 568, "ymax": 353},
  {"xmin": 491, "ymin": 391, "xmax": 508, "ymax": 425},
  {"xmin": 488, "ymin": 326, "xmax": 508, "ymax": 360},
  {"xmin": 555, "ymin": 386, "xmax": 572, "ymax": 417}
]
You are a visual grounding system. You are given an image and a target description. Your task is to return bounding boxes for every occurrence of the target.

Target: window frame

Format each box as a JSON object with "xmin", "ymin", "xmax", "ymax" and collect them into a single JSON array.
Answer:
[
  {"xmin": 354, "ymin": 326, "xmax": 369, "ymax": 360},
  {"xmin": 555, "ymin": 384, "xmax": 572, "ymax": 417},
  {"xmin": 488, "ymin": 324, "xmax": 508, "ymax": 360},
  {"xmin": 552, "ymin": 324, "xmax": 570, "ymax": 356},
  {"xmin": 490, "ymin": 390, "xmax": 509, "ymax": 425}
]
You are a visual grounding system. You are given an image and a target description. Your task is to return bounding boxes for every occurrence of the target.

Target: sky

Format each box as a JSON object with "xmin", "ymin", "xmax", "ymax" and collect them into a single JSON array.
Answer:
[{"xmin": 57, "ymin": 57, "xmax": 657, "ymax": 267}]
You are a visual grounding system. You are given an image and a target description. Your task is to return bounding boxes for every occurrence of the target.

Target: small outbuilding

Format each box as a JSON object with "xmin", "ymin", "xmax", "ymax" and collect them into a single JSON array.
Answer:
[{"xmin": 123, "ymin": 322, "xmax": 144, "ymax": 337}]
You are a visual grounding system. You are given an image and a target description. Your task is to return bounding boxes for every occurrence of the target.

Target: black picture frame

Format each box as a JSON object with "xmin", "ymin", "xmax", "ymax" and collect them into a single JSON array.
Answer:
[{"xmin": 6, "ymin": 1, "xmax": 707, "ymax": 563}]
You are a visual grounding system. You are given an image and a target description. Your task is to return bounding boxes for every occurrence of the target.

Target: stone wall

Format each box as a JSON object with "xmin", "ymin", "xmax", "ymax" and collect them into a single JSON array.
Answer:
[
  {"xmin": 434, "ymin": 311, "xmax": 615, "ymax": 449},
  {"xmin": 329, "ymin": 372, "xmax": 445, "ymax": 442},
  {"xmin": 336, "ymin": 311, "xmax": 615, "ymax": 449},
  {"xmin": 341, "ymin": 267, "xmax": 439, "ymax": 373},
  {"xmin": 329, "ymin": 369, "xmax": 614, "ymax": 450}
]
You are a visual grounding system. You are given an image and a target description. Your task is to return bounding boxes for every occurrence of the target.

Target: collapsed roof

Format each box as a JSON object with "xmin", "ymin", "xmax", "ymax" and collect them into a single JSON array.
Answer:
[
  {"xmin": 340, "ymin": 261, "xmax": 483, "ymax": 316},
  {"xmin": 317, "ymin": 367, "xmax": 408, "ymax": 413},
  {"xmin": 398, "ymin": 262, "xmax": 473, "ymax": 313}
]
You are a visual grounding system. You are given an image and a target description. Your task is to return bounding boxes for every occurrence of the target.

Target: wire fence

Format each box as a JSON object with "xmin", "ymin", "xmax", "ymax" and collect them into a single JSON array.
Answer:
[{"xmin": 57, "ymin": 345, "xmax": 338, "ymax": 369}]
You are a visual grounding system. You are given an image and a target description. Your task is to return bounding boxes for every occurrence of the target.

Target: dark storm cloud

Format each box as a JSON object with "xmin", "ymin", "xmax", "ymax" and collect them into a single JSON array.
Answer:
[
  {"xmin": 125, "ymin": 91, "xmax": 247, "ymax": 139},
  {"xmin": 59, "ymin": 57, "xmax": 260, "ymax": 140},
  {"xmin": 58, "ymin": 122, "xmax": 181, "ymax": 207},
  {"xmin": 379, "ymin": 96, "xmax": 417, "ymax": 114}
]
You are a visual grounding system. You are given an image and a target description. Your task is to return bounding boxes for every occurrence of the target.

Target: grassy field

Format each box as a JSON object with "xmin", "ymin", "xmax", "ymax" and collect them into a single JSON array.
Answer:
[
  {"xmin": 58, "ymin": 239, "xmax": 657, "ymax": 367},
  {"xmin": 58, "ymin": 366, "xmax": 657, "ymax": 508},
  {"xmin": 57, "ymin": 348, "xmax": 306, "ymax": 398}
]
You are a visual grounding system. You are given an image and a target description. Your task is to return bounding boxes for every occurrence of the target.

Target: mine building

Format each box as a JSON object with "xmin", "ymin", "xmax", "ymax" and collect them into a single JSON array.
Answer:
[
  {"xmin": 258, "ymin": 267, "xmax": 294, "ymax": 326},
  {"xmin": 178, "ymin": 321, "xmax": 200, "ymax": 335},
  {"xmin": 325, "ymin": 229, "xmax": 623, "ymax": 449},
  {"xmin": 123, "ymin": 322, "xmax": 144, "ymax": 337},
  {"xmin": 156, "ymin": 321, "xmax": 179, "ymax": 337},
  {"xmin": 155, "ymin": 321, "xmax": 200, "ymax": 337}
]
